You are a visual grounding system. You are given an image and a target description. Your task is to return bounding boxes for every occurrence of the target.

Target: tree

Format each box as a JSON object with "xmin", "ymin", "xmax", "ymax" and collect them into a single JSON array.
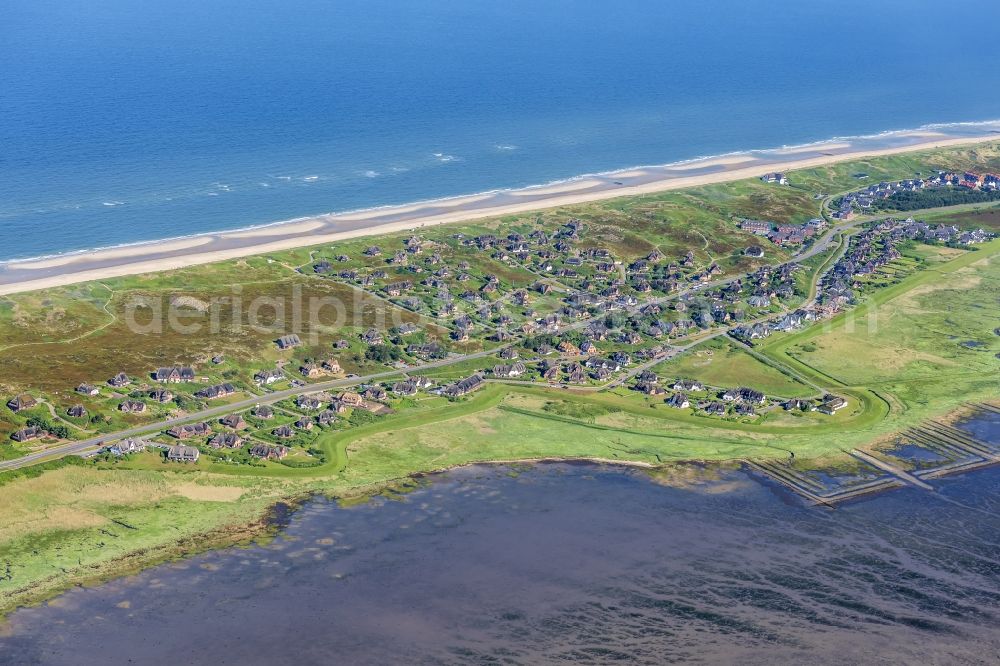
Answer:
[{"xmin": 365, "ymin": 344, "xmax": 402, "ymax": 363}]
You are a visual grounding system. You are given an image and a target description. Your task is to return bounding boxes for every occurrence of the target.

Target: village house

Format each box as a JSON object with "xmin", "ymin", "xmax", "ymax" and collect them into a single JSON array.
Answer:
[
  {"xmin": 300, "ymin": 362, "xmax": 323, "ymax": 378},
  {"xmin": 209, "ymin": 432, "xmax": 243, "ymax": 449},
  {"xmin": 7, "ymin": 394, "xmax": 37, "ymax": 413},
  {"xmin": 119, "ymin": 400, "xmax": 146, "ymax": 414},
  {"xmin": 323, "ymin": 359, "xmax": 343, "ymax": 374},
  {"xmin": 585, "ymin": 357, "xmax": 621, "ymax": 372},
  {"xmin": 150, "ymin": 388, "xmax": 174, "ymax": 403},
  {"xmin": 722, "ymin": 387, "xmax": 766, "ymax": 404},
  {"xmin": 760, "ymin": 172, "xmax": 788, "ymax": 185},
  {"xmin": 636, "ymin": 381, "xmax": 665, "ymax": 396},
  {"xmin": 296, "ymin": 395, "xmax": 322, "ymax": 411},
  {"xmin": 385, "ymin": 280, "xmax": 413, "ymax": 297},
  {"xmin": 253, "ymin": 405, "xmax": 274, "ymax": 419},
  {"xmin": 499, "ymin": 347, "xmax": 519, "ymax": 361},
  {"xmin": 364, "ymin": 386, "xmax": 387, "ymax": 402},
  {"xmin": 412, "ymin": 375, "xmax": 435, "ymax": 390},
  {"xmin": 334, "ymin": 391, "xmax": 365, "ymax": 408},
  {"xmin": 620, "ymin": 331, "xmax": 643, "ymax": 345},
  {"xmin": 219, "ymin": 413, "xmax": 246, "ymax": 429},
  {"xmin": 254, "ymin": 368, "xmax": 284, "ymax": 385},
  {"xmin": 272, "ymin": 425, "xmax": 295, "ymax": 439},
  {"xmin": 76, "ymin": 383, "xmax": 99, "ymax": 396},
  {"xmin": 818, "ymin": 395, "xmax": 848, "ymax": 415},
  {"xmin": 492, "ymin": 362, "xmax": 526, "ymax": 379},
  {"xmin": 295, "ymin": 417, "xmax": 314, "ymax": 431},
  {"xmin": 317, "ymin": 410, "xmax": 339, "ymax": 426},
  {"xmin": 106, "ymin": 438, "xmax": 145, "ymax": 456},
  {"xmin": 167, "ymin": 422, "xmax": 211, "ymax": 439},
  {"xmin": 11, "ymin": 426, "xmax": 43, "ymax": 442},
  {"xmin": 673, "ymin": 379, "xmax": 703, "ymax": 392},
  {"xmin": 557, "ymin": 340, "xmax": 581, "ymax": 356},
  {"xmin": 154, "ymin": 366, "xmax": 195, "ymax": 383},
  {"xmin": 67, "ymin": 404, "xmax": 87, "ymax": 418},
  {"xmin": 667, "ymin": 393, "xmax": 690, "ymax": 409},
  {"xmin": 276, "ymin": 334, "xmax": 302, "ymax": 350},
  {"xmin": 637, "ymin": 370, "xmax": 658, "ymax": 385},
  {"xmin": 108, "ymin": 372, "xmax": 131, "ymax": 388},
  {"xmin": 250, "ymin": 443, "xmax": 289, "ymax": 460},
  {"xmin": 361, "ymin": 328, "xmax": 384, "ymax": 345},
  {"xmin": 392, "ymin": 380, "xmax": 418, "ymax": 396},
  {"xmin": 442, "ymin": 374, "xmax": 484, "ymax": 398},
  {"xmin": 195, "ymin": 383, "xmax": 236, "ymax": 400},
  {"xmin": 740, "ymin": 219, "xmax": 773, "ymax": 235},
  {"xmin": 783, "ymin": 398, "xmax": 809, "ymax": 411},
  {"xmin": 703, "ymin": 401, "xmax": 727, "ymax": 416},
  {"xmin": 588, "ymin": 366, "xmax": 610, "ymax": 381},
  {"xmin": 166, "ymin": 445, "xmax": 200, "ymax": 463},
  {"xmin": 735, "ymin": 402, "xmax": 756, "ymax": 416}
]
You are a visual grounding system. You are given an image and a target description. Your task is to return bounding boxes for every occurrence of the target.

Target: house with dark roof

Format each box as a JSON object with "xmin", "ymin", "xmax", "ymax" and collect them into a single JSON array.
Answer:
[
  {"xmin": 7, "ymin": 395, "xmax": 37, "ymax": 413},
  {"xmin": 703, "ymin": 401, "xmax": 727, "ymax": 416},
  {"xmin": 722, "ymin": 387, "xmax": 766, "ymax": 404},
  {"xmin": 272, "ymin": 425, "xmax": 295, "ymax": 439},
  {"xmin": 119, "ymin": 400, "xmax": 146, "ymax": 413},
  {"xmin": 167, "ymin": 422, "xmax": 210, "ymax": 439},
  {"xmin": 442, "ymin": 374, "xmax": 484, "ymax": 398},
  {"xmin": 106, "ymin": 438, "xmax": 146, "ymax": 456},
  {"xmin": 11, "ymin": 426, "xmax": 43, "ymax": 442},
  {"xmin": 492, "ymin": 362, "xmax": 526, "ymax": 378},
  {"xmin": 195, "ymin": 383, "xmax": 236, "ymax": 400},
  {"xmin": 818, "ymin": 395, "xmax": 848, "ymax": 414},
  {"xmin": 254, "ymin": 369, "xmax": 284, "ymax": 385},
  {"xmin": 673, "ymin": 379, "xmax": 703, "ymax": 392},
  {"xmin": 108, "ymin": 372, "xmax": 131, "ymax": 388},
  {"xmin": 251, "ymin": 443, "xmax": 289, "ymax": 460},
  {"xmin": 150, "ymin": 387, "xmax": 174, "ymax": 403},
  {"xmin": 317, "ymin": 410, "xmax": 339, "ymax": 426},
  {"xmin": 276, "ymin": 334, "xmax": 302, "ymax": 350},
  {"xmin": 296, "ymin": 395, "xmax": 322, "ymax": 411},
  {"xmin": 219, "ymin": 413, "xmax": 246, "ymax": 429},
  {"xmin": 154, "ymin": 366, "xmax": 196, "ymax": 383},
  {"xmin": 209, "ymin": 432, "xmax": 243, "ymax": 449},
  {"xmin": 666, "ymin": 393, "xmax": 690, "ymax": 409},
  {"xmin": 166, "ymin": 445, "xmax": 200, "ymax": 463}
]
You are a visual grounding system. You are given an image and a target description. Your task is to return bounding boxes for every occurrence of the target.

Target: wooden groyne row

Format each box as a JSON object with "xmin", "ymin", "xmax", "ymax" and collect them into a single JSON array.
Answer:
[
  {"xmin": 746, "ymin": 407, "xmax": 999, "ymax": 505},
  {"xmin": 743, "ymin": 459, "xmax": 902, "ymax": 506}
]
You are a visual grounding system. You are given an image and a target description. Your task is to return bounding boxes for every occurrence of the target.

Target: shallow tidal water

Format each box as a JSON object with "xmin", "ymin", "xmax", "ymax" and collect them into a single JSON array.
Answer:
[{"xmin": 2, "ymin": 416, "xmax": 1000, "ymax": 665}]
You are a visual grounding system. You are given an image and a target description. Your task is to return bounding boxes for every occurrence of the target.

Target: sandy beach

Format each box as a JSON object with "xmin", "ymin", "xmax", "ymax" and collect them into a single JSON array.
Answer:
[{"xmin": 1, "ymin": 130, "xmax": 997, "ymax": 296}]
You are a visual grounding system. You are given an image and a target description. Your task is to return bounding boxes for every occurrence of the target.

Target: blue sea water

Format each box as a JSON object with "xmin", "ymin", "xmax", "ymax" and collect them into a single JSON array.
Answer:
[{"xmin": 2, "ymin": 0, "xmax": 1000, "ymax": 261}]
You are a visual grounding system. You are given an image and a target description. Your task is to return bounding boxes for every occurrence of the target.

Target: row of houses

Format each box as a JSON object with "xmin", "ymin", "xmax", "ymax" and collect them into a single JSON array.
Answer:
[
  {"xmin": 833, "ymin": 171, "xmax": 1000, "ymax": 219},
  {"xmin": 738, "ymin": 218, "xmax": 824, "ymax": 246}
]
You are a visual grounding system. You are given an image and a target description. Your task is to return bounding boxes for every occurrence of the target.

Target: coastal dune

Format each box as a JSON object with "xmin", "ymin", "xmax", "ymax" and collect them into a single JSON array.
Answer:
[{"xmin": 1, "ymin": 131, "xmax": 997, "ymax": 296}]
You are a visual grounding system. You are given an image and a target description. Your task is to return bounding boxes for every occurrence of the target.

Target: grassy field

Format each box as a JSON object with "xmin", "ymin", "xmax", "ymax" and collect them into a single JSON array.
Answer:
[
  {"xmin": 2, "ymin": 143, "xmax": 1000, "ymax": 618},
  {"xmin": 651, "ymin": 337, "xmax": 817, "ymax": 398},
  {"xmin": 760, "ymin": 238, "xmax": 1000, "ymax": 435}
]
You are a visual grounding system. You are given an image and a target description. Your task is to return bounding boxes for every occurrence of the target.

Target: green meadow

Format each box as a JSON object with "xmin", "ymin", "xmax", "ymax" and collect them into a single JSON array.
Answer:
[{"xmin": 1, "ymin": 143, "xmax": 1000, "ymax": 618}]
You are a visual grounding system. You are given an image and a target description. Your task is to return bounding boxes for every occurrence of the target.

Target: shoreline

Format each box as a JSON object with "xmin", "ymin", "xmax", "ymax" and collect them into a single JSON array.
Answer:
[
  {"xmin": 4, "ymin": 419, "xmax": 997, "ymax": 621},
  {"xmin": 0, "ymin": 456, "xmax": 657, "ymax": 621},
  {"xmin": 2, "ymin": 129, "xmax": 999, "ymax": 296}
]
